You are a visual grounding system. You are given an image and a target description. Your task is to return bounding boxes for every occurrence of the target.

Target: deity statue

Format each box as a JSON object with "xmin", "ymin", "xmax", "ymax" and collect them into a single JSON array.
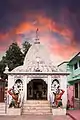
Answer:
[
  {"xmin": 8, "ymin": 87, "xmax": 20, "ymax": 108},
  {"xmin": 8, "ymin": 79, "xmax": 23, "ymax": 108},
  {"xmin": 51, "ymin": 79, "xmax": 65, "ymax": 108}
]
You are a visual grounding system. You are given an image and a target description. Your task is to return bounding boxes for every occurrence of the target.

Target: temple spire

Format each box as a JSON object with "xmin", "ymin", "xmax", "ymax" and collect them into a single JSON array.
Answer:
[{"xmin": 35, "ymin": 28, "xmax": 40, "ymax": 44}]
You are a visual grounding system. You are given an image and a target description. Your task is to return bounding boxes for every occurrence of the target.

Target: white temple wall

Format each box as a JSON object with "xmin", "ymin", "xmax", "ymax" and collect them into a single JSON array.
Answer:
[
  {"xmin": 23, "ymin": 75, "xmax": 27, "ymax": 102},
  {"xmin": 8, "ymin": 75, "xmax": 14, "ymax": 104},
  {"xmin": 8, "ymin": 75, "xmax": 14, "ymax": 90},
  {"xmin": 7, "ymin": 74, "xmax": 67, "ymax": 107},
  {"xmin": 47, "ymin": 75, "xmax": 51, "ymax": 101},
  {"xmin": 60, "ymin": 75, "xmax": 67, "ymax": 108}
]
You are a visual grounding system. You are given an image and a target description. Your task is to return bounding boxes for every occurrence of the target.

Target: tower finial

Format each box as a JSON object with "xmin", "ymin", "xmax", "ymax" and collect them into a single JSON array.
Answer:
[{"xmin": 35, "ymin": 28, "xmax": 40, "ymax": 44}]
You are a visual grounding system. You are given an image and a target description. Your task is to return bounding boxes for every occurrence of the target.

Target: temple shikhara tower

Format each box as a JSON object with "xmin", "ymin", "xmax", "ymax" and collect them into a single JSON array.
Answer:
[{"xmin": 5, "ymin": 30, "xmax": 69, "ymax": 115}]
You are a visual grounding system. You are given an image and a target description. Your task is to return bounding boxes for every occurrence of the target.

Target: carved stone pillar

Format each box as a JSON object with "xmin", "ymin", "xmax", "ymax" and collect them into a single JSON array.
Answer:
[{"xmin": 47, "ymin": 75, "xmax": 51, "ymax": 101}]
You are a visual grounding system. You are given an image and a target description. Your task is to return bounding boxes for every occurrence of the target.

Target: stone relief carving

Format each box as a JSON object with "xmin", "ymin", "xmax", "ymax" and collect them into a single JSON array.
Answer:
[
  {"xmin": 8, "ymin": 79, "xmax": 23, "ymax": 108},
  {"xmin": 50, "ymin": 79, "xmax": 65, "ymax": 108}
]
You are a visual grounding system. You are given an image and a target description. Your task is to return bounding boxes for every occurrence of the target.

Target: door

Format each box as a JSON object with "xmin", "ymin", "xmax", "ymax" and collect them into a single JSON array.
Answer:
[{"xmin": 27, "ymin": 79, "xmax": 47, "ymax": 100}]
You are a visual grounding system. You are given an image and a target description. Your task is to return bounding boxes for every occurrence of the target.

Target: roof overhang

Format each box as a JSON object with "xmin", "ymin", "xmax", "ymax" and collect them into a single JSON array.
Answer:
[
  {"xmin": 69, "ymin": 52, "xmax": 80, "ymax": 65},
  {"xmin": 5, "ymin": 71, "xmax": 70, "ymax": 75}
]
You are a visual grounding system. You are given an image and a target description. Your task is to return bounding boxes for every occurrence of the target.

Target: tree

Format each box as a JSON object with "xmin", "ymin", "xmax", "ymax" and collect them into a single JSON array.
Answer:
[
  {"xmin": 5, "ymin": 42, "xmax": 24, "ymax": 71},
  {"xmin": 0, "ymin": 56, "xmax": 7, "ymax": 79},
  {"xmin": 22, "ymin": 41, "xmax": 31, "ymax": 57},
  {"xmin": 0, "ymin": 41, "xmax": 31, "ymax": 79}
]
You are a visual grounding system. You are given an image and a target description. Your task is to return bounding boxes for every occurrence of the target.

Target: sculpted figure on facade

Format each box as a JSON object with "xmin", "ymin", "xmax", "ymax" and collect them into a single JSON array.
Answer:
[
  {"xmin": 8, "ymin": 79, "xmax": 23, "ymax": 108},
  {"xmin": 50, "ymin": 79, "xmax": 65, "ymax": 108}
]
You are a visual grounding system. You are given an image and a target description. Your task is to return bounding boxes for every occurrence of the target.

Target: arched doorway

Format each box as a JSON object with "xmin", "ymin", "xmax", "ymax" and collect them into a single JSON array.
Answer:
[{"xmin": 27, "ymin": 79, "xmax": 47, "ymax": 100}]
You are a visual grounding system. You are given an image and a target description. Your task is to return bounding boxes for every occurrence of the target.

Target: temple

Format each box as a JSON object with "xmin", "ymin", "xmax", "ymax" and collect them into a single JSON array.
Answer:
[{"xmin": 5, "ymin": 30, "xmax": 69, "ymax": 115}]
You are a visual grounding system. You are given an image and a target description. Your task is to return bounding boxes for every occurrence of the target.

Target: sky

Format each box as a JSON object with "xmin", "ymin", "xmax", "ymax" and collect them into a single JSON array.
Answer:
[{"xmin": 0, "ymin": 0, "xmax": 80, "ymax": 65}]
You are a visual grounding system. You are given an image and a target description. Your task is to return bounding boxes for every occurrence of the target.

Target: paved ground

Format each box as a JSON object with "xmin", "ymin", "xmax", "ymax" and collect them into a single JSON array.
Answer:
[
  {"xmin": 67, "ymin": 109, "xmax": 80, "ymax": 120},
  {"xmin": 0, "ymin": 115, "xmax": 73, "ymax": 120}
]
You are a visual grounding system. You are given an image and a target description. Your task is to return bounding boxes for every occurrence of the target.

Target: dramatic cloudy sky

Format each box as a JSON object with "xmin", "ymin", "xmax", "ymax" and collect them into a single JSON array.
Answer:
[{"xmin": 0, "ymin": 0, "xmax": 80, "ymax": 64}]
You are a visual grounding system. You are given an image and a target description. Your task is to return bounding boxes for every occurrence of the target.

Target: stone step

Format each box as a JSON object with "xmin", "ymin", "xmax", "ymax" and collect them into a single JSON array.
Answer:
[
  {"xmin": 22, "ymin": 100, "xmax": 52, "ymax": 115},
  {"xmin": 22, "ymin": 112, "xmax": 52, "ymax": 115},
  {"xmin": 24, "ymin": 100, "xmax": 49, "ymax": 104},
  {"xmin": 0, "ymin": 108, "xmax": 5, "ymax": 111},
  {"xmin": 0, "ymin": 111, "xmax": 5, "ymax": 114},
  {"xmin": 0, "ymin": 103, "xmax": 5, "ymax": 106},
  {"xmin": 23, "ymin": 108, "xmax": 51, "ymax": 111},
  {"xmin": 23, "ymin": 106, "xmax": 51, "ymax": 110},
  {"xmin": 7, "ymin": 108, "xmax": 21, "ymax": 115},
  {"xmin": 0, "ymin": 103, "xmax": 5, "ymax": 115},
  {"xmin": 23, "ymin": 103, "xmax": 50, "ymax": 107},
  {"xmin": 0, "ymin": 113, "xmax": 6, "ymax": 116},
  {"xmin": 22, "ymin": 109, "xmax": 52, "ymax": 114},
  {"xmin": 23, "ymin": 109, "xmax": 51, "ymax": 112}
]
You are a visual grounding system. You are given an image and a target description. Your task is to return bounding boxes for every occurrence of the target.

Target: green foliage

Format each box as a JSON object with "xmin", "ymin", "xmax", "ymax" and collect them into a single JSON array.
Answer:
[
  {"xmin": 0, "ymin": 41, "xmax": 31, "ymax": 79},
  {"xmin": 5, "ymin": 42, "xmax": 24, "ymax": 71},
  {"xmin": 22, "ymin": 41, "xmax": 31, "ymax": 57},
  {"xmin": 0, "ymin": 56, "xmax": 6, "ymax": 78},
  {"xmin": 0, "ymin": 42, "xmax": 24, "ymax": 78}
]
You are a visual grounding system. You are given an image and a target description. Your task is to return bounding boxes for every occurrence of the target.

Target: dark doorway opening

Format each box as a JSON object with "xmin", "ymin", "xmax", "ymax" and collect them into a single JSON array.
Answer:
[
  {"xmin": 27, "ymin": 79, "xmax": 47, "ymax": 100},
  {"xmin": 0, "ymin": 79, "xmax": 5, "ymax": 102}
]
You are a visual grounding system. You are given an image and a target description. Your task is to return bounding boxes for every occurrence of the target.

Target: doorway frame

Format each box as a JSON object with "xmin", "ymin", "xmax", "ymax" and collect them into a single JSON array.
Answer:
[{"xmin": 27, "ymin": 79, "xmax": 48, "ymax": 100}]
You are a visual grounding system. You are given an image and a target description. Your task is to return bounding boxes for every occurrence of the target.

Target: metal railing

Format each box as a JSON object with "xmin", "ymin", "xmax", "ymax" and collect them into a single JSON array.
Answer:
[
  {"xmin": 21, "ymin": 95, "xmax": 24, "ymax": 115},
  {"xmin": 4, "ymin": 95, "xmax": 7, "ymax": 114}
]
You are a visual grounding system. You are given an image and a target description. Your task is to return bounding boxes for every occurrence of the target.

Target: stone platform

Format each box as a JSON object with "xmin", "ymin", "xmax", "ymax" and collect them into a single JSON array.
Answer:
[
  {"xmin": 52, "ymin": 108, "xmax": 66, "ymax": 115},
  {"xmin": 7, "ymin": 108, "xmax": 21, "ymax": 115}
]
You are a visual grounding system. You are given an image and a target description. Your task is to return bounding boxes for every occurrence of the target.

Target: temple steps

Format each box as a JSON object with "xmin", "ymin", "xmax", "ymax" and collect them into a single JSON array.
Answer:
[
  {"xmin": 0, "ymin": 103, "xmax": 6, "ymax": 115},
  {"xmin": 22, "ymin": 100, "xmax": 52, "ymax": 115}
]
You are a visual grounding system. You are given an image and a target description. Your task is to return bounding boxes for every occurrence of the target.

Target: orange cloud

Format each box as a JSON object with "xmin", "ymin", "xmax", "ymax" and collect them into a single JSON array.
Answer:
[
  {"xmin": 0, "ymin": 13, "xmax": 79, "ymax": 61},
  {"xmin": 13, "ymin": 14, "xmax": 73, "ymax": 49},
  {"xmin": 14, "ymin": 14, "xmax": 79, "ymax": 60},
  {"xmin": 40, "ymin": 34, "xmax": 79, "ymax": 60},
  {"xmin": 15, "ymin": 22, "xmax": 35, "ymax": 34},
  {"xmin": 0, "ymin": 14, "xmax": 74, "ymax": 40},
  {"xmin": 50, "ymin": 40, "xmax": 78, "ymax": 59},
  {"xmin": 0, "ymin": 33, "xmax": 9, "ymax": 40}
]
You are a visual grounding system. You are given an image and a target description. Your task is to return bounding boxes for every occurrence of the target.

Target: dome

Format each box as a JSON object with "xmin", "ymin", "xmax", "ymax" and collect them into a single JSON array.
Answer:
[
  {"xmin": 23, "ymin": 42, "xmax": 59, "ymax": 72},
  {"xmin": 11, "ymin": 41, "xmax": 62, "ymax": 73}
]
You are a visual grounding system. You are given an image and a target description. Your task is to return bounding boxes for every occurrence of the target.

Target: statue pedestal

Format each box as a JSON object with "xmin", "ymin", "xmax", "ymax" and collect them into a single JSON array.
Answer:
[
  {"xmin": 52, "ymin": 108, "xmax": 66, "ymax": 115},
  {"xmin": 7, "ymin": 108, "xmax": 21, "ymax": 115}
]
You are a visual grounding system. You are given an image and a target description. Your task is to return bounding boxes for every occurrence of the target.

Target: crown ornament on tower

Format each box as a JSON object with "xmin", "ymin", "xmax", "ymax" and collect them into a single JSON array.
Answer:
[{"xmin": 34, "ymin": 28, "xmax": 40, "ymax": 44}]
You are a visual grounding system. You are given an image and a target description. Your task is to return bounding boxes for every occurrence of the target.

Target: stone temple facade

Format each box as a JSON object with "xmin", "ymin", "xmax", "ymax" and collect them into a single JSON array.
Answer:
[{"xmin": 5, "ymin": 37, "xmax": 69, "ymax": 115}]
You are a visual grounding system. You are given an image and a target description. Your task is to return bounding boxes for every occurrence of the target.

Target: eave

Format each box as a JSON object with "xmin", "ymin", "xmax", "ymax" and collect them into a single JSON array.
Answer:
[{"xmin": 4, "ymin": 71, "xmax": 70, "ymax": 75}]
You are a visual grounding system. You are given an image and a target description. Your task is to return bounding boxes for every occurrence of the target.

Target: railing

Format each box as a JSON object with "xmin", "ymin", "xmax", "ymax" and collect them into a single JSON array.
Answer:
[
  {"xmin": 4, "ymin": 95, "xmax": 7, "ymax": 114},
  {"xmin": 21, "ymin": 95, "xmax": 24, "ymax": 115}
]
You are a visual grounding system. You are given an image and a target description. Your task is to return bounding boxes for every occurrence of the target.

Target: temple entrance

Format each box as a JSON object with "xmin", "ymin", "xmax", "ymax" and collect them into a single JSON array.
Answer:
[{"xmin": 27, "ymin": 79, "xmax": 47, "ymax": 100}]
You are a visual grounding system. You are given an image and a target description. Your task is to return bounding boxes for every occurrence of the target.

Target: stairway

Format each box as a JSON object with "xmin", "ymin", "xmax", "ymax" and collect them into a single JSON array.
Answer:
[
  {"xmin": 22, "ymin": 100, "xmax": 52, "ymax": 115},
  {"xmin": 0, "ymin": 103, "xmax": 5, "ymax": 115}
]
